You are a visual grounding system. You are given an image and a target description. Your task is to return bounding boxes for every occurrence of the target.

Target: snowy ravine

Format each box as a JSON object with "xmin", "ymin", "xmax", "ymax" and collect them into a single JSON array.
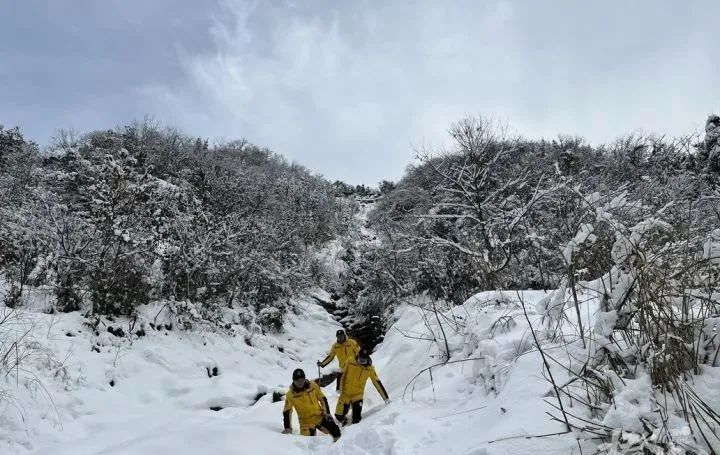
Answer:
[{"xmin": 1, "ymin": 289, "xmax": 600, "ymax": 455}]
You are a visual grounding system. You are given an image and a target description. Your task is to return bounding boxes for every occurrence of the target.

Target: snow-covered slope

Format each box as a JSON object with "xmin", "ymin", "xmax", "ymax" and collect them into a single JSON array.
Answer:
[
  {"xmin": 7, "ymin": 280, "xmax": 717, "ymax": 454},
  {"xmin": 362, "ymin": 291, "xmax": 580, "ymax": 455},
  {"xmin": 2, "ymin": 297, "xmax": 343, "ymax": 454},
  {"xmin": 2, "ymin": 290, "xmax": 590, "ymax": 455}
]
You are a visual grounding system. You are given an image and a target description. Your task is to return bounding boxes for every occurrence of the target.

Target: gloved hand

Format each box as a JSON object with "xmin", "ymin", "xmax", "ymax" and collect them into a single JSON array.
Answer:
[
  {"xmin": 385, "ymin": 399, "xmax": 392, "ymax": 404},
  {"xmin": 282, "ymin": 428, "xmax": 292, "ymax": 434},
  {"xmin": 316, "ymin": 360, "xmax": 323, "ymax": 367}
]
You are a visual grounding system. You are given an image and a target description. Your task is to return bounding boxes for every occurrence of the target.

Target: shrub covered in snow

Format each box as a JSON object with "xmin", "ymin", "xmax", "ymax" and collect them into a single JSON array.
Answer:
[
  {"xmin": 0, "ymin": 121, "xmax": 351, "ymax": 329},
  {"xmin": 369, "ymin": 116, "xmax": 718, "ymax": 301},
  {"xmin": 367, "ymin": 115, "xmax": 720, "ymax": 452}
]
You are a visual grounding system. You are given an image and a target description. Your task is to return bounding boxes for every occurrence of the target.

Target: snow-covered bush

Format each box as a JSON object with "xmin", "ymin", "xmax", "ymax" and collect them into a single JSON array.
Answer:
[
  {"xmin": 0, "ymin": 121, "xmax": 349, "ymax": 328},
  {"xmin": 257, "ymin": 306, "xmax": 284, "ymax": 333},
  {"xmin": 0, "ymin": 127, "xmax": 41, "ymax": 309},
  {"xmin": 369, "ymin": 114, "xmax": 720, "ymax": 452},
  {"xmin": 703, "ymin": 114, "xmax": 720, "ymax": 177},
  {"xmin": 533, "ymin": 191, "xmax": 720, "ymax": 453}
]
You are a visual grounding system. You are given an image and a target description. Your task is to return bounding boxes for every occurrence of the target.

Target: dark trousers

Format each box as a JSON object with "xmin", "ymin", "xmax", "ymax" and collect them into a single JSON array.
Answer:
[
  {"xmin": 309, "ymin": 416, "xmax": 341, "ymax": 438},
  {"xmin": 335, "ymin": 400, "xmax": 363, "ymax": 425}
]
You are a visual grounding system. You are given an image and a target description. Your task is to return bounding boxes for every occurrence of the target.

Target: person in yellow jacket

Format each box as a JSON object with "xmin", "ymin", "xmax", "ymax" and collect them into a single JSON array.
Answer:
[
  {"xmin": 317, "ymin": 329, "xmax": 360, "ymax": 391},
  {"xmin": 335, "ymin": 348, "xmax": 390, "ymax": 426},
  {"xmin": 282, "ymin": 368, "xmax": 341, "ymax": 441}
]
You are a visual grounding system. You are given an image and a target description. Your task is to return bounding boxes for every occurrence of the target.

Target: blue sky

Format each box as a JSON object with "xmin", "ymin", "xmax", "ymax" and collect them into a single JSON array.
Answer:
[{"xmin": 1, "ymin": 0, "xmax": 719, "ymax": 184}]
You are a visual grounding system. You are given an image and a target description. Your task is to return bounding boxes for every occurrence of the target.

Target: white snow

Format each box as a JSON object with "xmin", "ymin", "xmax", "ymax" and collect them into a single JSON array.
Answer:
[
  {"xmin": 2, "ymin": 297, "xmax": 345, "ymax": 454},
  {"xmin": 2, "ymin": 284, "xmax": 717, "ymax": 454},
  {"xmin": 0, "ymin": 288, "xmax": 585, "ymax": 455},
  {"xmin": 562, "ymin": 223, "xmax": 595, "ymax": 264}
]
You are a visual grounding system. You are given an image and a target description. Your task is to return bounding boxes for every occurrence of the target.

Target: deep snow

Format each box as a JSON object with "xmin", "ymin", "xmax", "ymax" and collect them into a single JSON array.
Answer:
[{"xmin": 1, "ymin": 289, "xmax": 598, "ymax": 455}]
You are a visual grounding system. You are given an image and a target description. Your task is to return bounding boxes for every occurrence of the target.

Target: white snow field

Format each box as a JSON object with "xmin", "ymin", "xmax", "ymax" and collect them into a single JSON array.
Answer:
[
  {"xmin": 3, "ymin": 288, "xmax": 717, "ymax": 454},
  {"xmin": 1, "ymin": 289, "xmax": 589, "ymax": 455}
]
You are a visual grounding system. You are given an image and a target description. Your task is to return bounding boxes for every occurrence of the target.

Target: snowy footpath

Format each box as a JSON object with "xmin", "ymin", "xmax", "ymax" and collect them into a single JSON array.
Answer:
[{"xmin": 3, "ymin": 291, "xmax": 588, "ymax": 454}]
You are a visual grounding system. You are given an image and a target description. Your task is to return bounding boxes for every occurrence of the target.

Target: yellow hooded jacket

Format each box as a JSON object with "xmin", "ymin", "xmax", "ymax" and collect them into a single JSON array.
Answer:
[
  {"xmin": 283, "ymin": 380, "xmax": 330, "ymax": 432},
  {"xmin": 319, "ymin": 338, "xmax": 360, "ymax": 369},
  {"xmin": 338, "ymin": 356, "xmax": 389, "ymax": 403}
]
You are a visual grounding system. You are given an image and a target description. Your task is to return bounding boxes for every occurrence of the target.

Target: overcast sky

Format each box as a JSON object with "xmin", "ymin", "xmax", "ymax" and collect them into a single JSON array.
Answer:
[{"xmin": 1, "ymin": 1, "xmax": 719, "ymax": 184}]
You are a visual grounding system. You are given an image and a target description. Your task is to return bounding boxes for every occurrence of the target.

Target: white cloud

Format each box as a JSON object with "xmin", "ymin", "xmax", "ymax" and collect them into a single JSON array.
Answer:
[{"xmin": 147, "ymin": 0, "xmax": 720, "ymax": 184}]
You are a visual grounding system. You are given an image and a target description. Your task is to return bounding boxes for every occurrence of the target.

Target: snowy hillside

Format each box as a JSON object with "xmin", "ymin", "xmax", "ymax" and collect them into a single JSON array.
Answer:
[
  {"xmin": 0, "ymin": 291, "xmax": 590, "ymax": 453},
  {"xmin": 3, "ymin": 290, "xmax": 555, "ymax": 454},
  {"xmin": 2, "ymin": 119, "xmax": 720, "ymax": 454},
  {"xmin": 3, "ymin": 282, "xmax": 720, "ymax": 454},
  {"xmin": 358, "ymin": 291, "xmax": 582, "ymax": 455},
  {"xmin": 2, "ymin": 296, "xmax": 344, "ymax": 454}
]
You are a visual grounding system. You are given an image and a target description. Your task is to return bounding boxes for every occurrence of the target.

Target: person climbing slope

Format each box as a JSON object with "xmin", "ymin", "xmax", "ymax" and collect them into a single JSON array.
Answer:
[
  {"xmin": 282, "ymin": 368, "xmax": 341, "ymax": 441},
  {"xmin": 335, "ymin": 347, "xmax": 390, "ymax": 426},
  {"xmin": 317, "ymin": 329, "xmax": 360, "ymax": 391}
]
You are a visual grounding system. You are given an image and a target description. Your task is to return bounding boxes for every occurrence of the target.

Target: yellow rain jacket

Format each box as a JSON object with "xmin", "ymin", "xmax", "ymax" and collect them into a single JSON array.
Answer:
[
  {"xmin": 283, "ymin": 380, "xmax": 331, "ymax": 435},
  {"xmin": 336, "ymin": 357, "xmax": 389, "ymax": 413},
  {"xmin": 319, "ymin": 337, "xmax": 360, "ymax": 369}
]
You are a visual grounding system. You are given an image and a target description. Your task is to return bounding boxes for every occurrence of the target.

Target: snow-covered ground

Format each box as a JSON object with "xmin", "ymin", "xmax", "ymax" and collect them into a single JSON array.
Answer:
[
  {"xmin": 367, "ymin": 291, "xmax": 581, "ymax": 455},
  {"xmin": 1, "ymin": 289, "xmax": 587, "ymax": 455},
  {"xmin": 3, "ymin": 286, "xmax": 717, "ymax": 454},
  {"xmin": 2, "ymin": 296, "xmax": 345, "ymax": 454}
]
